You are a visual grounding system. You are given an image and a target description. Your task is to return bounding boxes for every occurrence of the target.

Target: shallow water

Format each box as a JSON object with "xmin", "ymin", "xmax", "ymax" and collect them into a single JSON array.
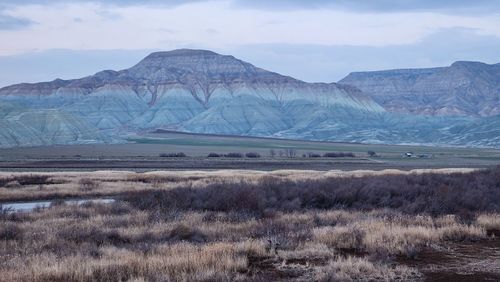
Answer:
[{"xmin": 0, "ymin": 198, "xmax": 115, "ymax": 213}]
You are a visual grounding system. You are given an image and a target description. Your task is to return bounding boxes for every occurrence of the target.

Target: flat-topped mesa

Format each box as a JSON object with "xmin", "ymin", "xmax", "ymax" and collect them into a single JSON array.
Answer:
[
  {"xmin": 0, "ymin": 49, "xmax": 377, "ymax": 109},
  {"xmin": 125, "ymin": 49, "xmax": 294, "ymax": 84},
  {"xmin": 0, "ymin": 49, "xmax": 279, "ymax": 96},
  {"xmin": 119, "ymin": 49, "xmax": 380, "ymax": 112},
  {"xmin": 340, "ymin": 61, "xmax": 500, "ymax": 117},
  {"xmin": 450, "ymin": 60, "xmax": 489, "ymax": 67}
]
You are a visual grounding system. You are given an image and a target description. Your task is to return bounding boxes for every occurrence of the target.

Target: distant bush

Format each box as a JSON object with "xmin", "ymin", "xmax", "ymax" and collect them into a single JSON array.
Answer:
[
  {"xmin": 367, "ymin": 151, "xmax": 377, "ymax": 157},
  {"xmin": 323, "ymin": 152, "xmax": 355, "ymax": 158},
  {"xmin": 0, "ymin": 175, "xmax": 53, "ymax": 188},
  {"xmin": 159, "ymin": 152, "xmax": 187, "ymax": 158},
  {"xmin": 4, "ymin": 181, "xmax": 21, "ymax": 189},
  {"xmin": 0, "ymin": 222, "xmax": 24, "ymax": 240},
  {"xmin": 207, "ymin": 153, "xmax": 222, "ymax": 158},
  {"xmin": 128, "ymin": 175, "xmax": 201, "ymax": 184},
  {"xmin": 125, "ymin": 166, "xmax": 500, "ymax": 216},
  {"xmin": 308, "ymin": 152, "xmax": 321, "ymax": 158},
  {"xmin": 245, "ymin": 152, "xmax": 261, "ymax": 158},
  {"xmin": 50, "ymin": 199, "xmax": 67, "ymax": 207},
  {"xmin": 168, "ymin": 224, "xmax": 206, "ymax": 243},
  {"xmin": 57, "ymin": 225, "xmax": 131, "ymax": 246},
  {"xmin": 79, "ymin": 178, "xmax": 100, "ymax": 191},
  {"xmin": 0, "ymin": 178, "xmax": 9, "ymax": 188},
  {"xmin": 225, "ymin": 152, "xmax": 243, "ymax": 158}
]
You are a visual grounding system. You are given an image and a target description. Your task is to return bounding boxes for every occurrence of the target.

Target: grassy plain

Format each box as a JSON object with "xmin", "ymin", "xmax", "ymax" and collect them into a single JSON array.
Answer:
[{"xmin": 1, "ymin": 131, "xmax": 499, "ymax": 171}]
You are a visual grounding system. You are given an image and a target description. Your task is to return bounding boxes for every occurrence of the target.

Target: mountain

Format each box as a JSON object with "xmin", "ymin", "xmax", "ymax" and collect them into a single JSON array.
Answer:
[
  {"xmin": 339, "ymin": 61, "xmax": 500, "ymax": 117},
  {"xmin": 0, "ymin": 49, "xmax": 384, "ymax": 147},
  {"xmin": 0, "ymin": 50, "xmax": 498, "ymax": 148}
]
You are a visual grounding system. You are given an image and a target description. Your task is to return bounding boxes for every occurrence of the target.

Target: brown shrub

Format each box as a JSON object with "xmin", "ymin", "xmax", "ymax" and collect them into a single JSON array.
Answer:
[
  {"xmin": 313, "ymin": 226, "xmax": 364, "ymax": 250},
  {"xmin": 124, "ymin": 166, "xmax": 500, "ymax": 216},
  {"xmin": 78, "ymin": 178, "xmax": 100, "ymax": 191},
  {"xmin": 169, "ymin": 224, "xmax": 207, "ymax": 243},
  {"xmin": 0, "ymin": 222, "xmax": 24, "ymax": 240}
]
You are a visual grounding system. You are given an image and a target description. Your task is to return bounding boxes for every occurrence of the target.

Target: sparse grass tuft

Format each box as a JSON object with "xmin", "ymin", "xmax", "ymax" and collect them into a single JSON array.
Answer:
[
  {"xmin": 476, "ymin": 214, "xmax": 500, "ymax": 230},
  {"xmin": 315, "ymin": 256, "xmax": 422, "ymax": 281}
]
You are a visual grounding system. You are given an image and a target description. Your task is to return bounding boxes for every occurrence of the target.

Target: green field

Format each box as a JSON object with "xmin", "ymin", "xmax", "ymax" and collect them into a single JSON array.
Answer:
[{"xmin": 134, "ymin": 130, "xmax": 500, "ymax": 156}]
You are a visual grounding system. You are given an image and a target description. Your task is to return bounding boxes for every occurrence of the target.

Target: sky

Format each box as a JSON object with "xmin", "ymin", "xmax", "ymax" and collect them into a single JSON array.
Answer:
[{"xmin": 0, "ymin": 0, "xmax": 500, "ymax": 87}]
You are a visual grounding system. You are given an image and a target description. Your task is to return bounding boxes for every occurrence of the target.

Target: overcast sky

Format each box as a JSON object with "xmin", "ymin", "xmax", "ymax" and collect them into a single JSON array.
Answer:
[{"xmin": 0, "ymin": 0, "xmax": 499, "ymax": 87}]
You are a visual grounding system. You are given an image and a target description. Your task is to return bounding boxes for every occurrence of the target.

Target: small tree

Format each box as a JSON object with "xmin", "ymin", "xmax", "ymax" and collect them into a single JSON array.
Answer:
[
  {"xmin": 225, "ymin": 152, "xmax": 243, "ymax": 158},
  {"xmin": 269, "ymin": 149, "xmax": 276, "ymax": 158},
  {"xmin": 285, "ymin": 148, "xmax": 297, "ymax": 158},
  {"xmin": 245, "ymin": 152, "xmax": 261, "ymax": 158},
  {"xmin": 308, "ymin": 152, "xmax": 321, "ymax": 158},
  {"xmin": 367, "ymin": 150, "xmax": 377, "ymax": 157}
]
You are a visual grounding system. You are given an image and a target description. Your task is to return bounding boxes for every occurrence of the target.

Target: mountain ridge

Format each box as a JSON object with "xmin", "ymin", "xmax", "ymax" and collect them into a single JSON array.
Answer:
[
  {"xmin": 0, "ymin": 49, "xmax": 379, "ymax": 111},
  {"xmin": 340, "ymin": 61, "xmax": 500, "ymax": 117},
  {"xmin": 0, "ymin": 49, "xmax": 385, "ymax": 148},
  {"xmin": 0, "ymin": 50, "xmax": 499, "ymax": 148}
]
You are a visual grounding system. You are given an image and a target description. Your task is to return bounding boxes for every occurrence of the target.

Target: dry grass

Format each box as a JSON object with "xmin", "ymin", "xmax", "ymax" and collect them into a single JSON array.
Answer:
[
  {"xmin": 315, "ymin": 256, "xmax": 422, "ymax": 281},
  {"xmin": 3, "ymin": 243, "xmax": 250, "ymax": 282},
  {"xmin": 477, "ymin": 214, "xmax": 500, "ymax": 230},
  {"xmin": 0, "ymin": 202, "xmax": 496, "ymax": 281},
  {"xmin": 0, "ymin": 167, "xmax": 479, "ymax": 202},
  {"xmin": 313, "ymin": 216, "xmax": 486, "ymax": 257},
  {"xmin": 0, "ymin": 167, "xmax": 499, "ymax": 281}
]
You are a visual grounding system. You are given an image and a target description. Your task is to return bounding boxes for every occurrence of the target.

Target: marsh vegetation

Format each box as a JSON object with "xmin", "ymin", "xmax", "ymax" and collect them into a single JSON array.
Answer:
[{"xmin": 0, "ymin": 167, "xmax": 499, "ymax": 281}]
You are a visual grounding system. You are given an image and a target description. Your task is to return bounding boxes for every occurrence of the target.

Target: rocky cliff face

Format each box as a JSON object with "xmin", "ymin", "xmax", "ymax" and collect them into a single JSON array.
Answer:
[{"xmin": 339, "ymin": 61, "xmax": 500, "ymax": 117}]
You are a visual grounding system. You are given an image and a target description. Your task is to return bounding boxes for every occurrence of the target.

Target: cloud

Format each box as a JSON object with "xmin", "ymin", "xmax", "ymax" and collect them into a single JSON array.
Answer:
[
  {"xmin": 0, "ymin": 13, "xmax": 33, "ymax": 30},
  {"xmin": 232, "ymin": 0, "xmax": 500, "ymax": 13},
  {"xmin": 0, "ymin": 28, "xmax": 499, "ymax": 88},
  {"xmin": 2, "ymin": 0, "xmax": 500, "ymax": 15},
  {"xmin": 8, "ymin": 0, "xmax": 499, "ymax": 57},
  {"xmin": 226, "ymin": 28, "xmax": 500, "ymax": 82},
  {"xmin": 0, "ymin": 0, "xmax": 210, "ymax": 8},
  {"xmin": 4, "ymin": 0, "xmax": 500, "ymax": 13},
  {"xmin": 0, "ymin": 2, "xmax": 498, "ymax": 86}
]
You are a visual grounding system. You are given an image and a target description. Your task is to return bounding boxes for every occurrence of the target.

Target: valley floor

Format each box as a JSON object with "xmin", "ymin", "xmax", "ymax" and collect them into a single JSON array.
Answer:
[
  {"xmin": 1, "ymin": 168, "xmax": 500, "ymax": 281},
  {"xmin": 2, "ymin": 131, "xmax": 500, "ymax": 172}
]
